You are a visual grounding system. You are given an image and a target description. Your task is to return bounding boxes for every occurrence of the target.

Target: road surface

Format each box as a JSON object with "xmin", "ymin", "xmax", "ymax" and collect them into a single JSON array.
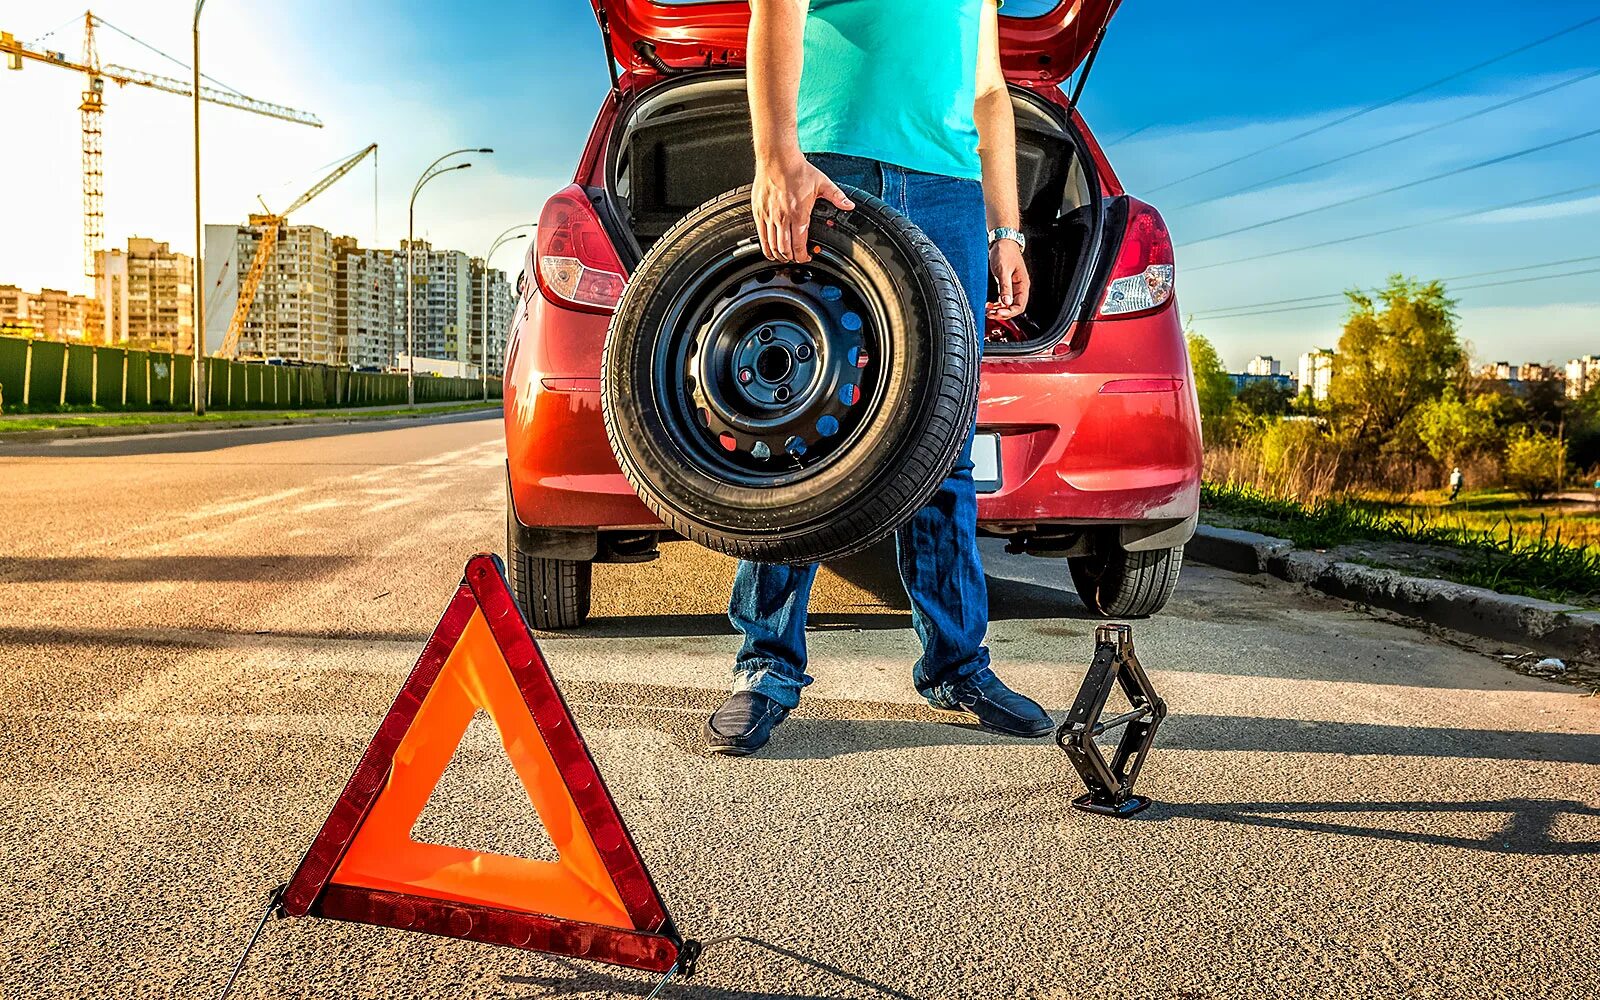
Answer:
[{"xmin": 1, "ymin": 413, "xmax": 1595, "ymax": 999}]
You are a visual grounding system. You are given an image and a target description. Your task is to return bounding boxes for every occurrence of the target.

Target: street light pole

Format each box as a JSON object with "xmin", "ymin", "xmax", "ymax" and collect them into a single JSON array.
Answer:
[
  {"xmin": 191, "ymin": 0, "xmax": 208, "ymax": 415},
  {"xmin": 405, "ymin": 147, "xmax": 493, "ymax": 406},
  {"xmin": 481, "ymin": 225, "xmax": 531, "ymax": 402}
]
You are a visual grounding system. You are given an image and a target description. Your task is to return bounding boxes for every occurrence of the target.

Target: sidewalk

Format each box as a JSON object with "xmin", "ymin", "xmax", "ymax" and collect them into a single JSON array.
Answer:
[{"xmin": 0, "ymin": 399, "xmax": 500, "ymax": 440}]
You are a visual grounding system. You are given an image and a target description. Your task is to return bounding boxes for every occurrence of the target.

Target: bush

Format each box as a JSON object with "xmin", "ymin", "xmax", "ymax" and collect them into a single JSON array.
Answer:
[{"xmin": 1504, "ymin": 431, "xmax": 1568, "ymax": 501}]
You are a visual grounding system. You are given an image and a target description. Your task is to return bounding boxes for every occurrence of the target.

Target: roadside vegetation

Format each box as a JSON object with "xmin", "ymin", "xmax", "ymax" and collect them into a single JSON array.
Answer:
[{"xmin": 1193, "ymin": 275, "xmax": 1600, "ymax": 605}]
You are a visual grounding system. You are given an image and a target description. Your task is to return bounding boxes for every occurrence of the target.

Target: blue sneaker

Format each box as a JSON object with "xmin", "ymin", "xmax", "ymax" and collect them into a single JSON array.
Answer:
[{"xmin": 926, "ymin": 673, "xmax": 1053, "ymax": 738}]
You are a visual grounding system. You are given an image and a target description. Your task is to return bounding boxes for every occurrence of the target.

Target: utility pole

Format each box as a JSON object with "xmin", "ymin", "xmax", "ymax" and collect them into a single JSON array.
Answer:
[
  {"xmin": 192, "ymin": 0, "xmax": 208, "ymax": 414},
  {"xmin": 481, "ymin": 225, "xmax": 531, "ymax": 402},
  {"xmin": 406, "ymin": 148, "xmax": 492, "ymax": 405}
]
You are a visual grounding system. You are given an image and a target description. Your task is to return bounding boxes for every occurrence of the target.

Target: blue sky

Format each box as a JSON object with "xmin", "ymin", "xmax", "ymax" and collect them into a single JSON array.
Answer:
[{"xmin": 3, "ymin": 0, "xmax": 1597, "ymax": 369}]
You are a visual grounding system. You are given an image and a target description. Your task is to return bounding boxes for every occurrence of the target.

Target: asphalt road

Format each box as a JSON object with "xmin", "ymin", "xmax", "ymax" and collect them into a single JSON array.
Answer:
[{"xmin": 1, "ymin": 413, "xmax": 1596, "ymax": 1000}]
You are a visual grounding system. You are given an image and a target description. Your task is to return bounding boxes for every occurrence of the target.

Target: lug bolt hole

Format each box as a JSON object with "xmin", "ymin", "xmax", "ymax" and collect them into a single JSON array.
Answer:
[
  {"xmin": 775, "ymin": 386, "xmax": 792, "ymax": 402},
  {"xmin": 795, "ymin": 344, "xmax": 812, "ymax": 361},
  {"xmin": 758, "ymin": 327, "xmax": 774, "ymax": 343}
]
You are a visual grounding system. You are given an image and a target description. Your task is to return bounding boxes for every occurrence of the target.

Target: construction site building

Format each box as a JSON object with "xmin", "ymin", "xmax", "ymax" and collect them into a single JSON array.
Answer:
[
  {"xmin": 95, "ymin": 237, "xmax": 194, "ymax": 350},
  {"xmin": 333, "ymin": 237, "xmax": 402, "ymax": 369},
  {"xmin": 469, "ymin": 257, "xmax": 516, "ymax": 377},
  {"xmin": 205, "ymin": 221, "xmax": 336, "ymax": 363},
  {"xmin": 0, "ymin": 284, "xmax": 101, "ymax": 341}
]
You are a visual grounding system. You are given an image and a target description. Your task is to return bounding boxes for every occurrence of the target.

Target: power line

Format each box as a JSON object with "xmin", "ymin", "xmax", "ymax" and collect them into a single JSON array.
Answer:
[
  {"xmin": 1144, "ymin": 12, "xmax": 1600, "ymax": 194},
  {"xmin": 1106, "ymin": 121, "xmax": 1158, "ymax": 146},
  {"xmin": 1190, "ymin": 254, "xmax": 1600, "ymax": 316},
  {"xmin": 1185, "ymin": 180, "xmax": 1600, "ymax": 272},
  {"xmin": 1180, "ymin": 126, "xmax": 1600, "ymax": 248},
  {"xmin": 1171, "ymin": 67, "xmax": 1600, "ymax": 212},
  {"xmin": 1191, "ymin": 265, "xmax": 1600, "ymax": 322},
  {"xmin": 93, "ymin": 14, "xmax": 247, "ymax": 98}
]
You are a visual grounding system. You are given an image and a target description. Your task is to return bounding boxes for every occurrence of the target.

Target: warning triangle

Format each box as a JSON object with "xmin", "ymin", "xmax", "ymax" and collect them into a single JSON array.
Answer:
[{"xmin": 280, "ymin": 553, "xmax": 689, "ymax": 974}]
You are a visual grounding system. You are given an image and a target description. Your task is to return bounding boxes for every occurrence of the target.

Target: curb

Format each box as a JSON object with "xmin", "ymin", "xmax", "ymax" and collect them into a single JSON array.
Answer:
[
  {"xmin": 0, "ymin": 405, "xmax": 500, "ymax": 442},
  {"xmin": 1187, "ymin": 523, "xmax": 1600, "ymax": 661}
]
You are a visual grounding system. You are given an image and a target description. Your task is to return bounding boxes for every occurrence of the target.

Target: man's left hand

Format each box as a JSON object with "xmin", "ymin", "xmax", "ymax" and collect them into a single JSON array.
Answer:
[{"xmin": 987, "ymin": 239, "xmax": 1029, "ymax": 321}]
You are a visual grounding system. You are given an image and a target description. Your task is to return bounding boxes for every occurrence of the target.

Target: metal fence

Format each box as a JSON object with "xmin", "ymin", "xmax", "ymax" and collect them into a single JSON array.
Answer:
[{"xmin": 0, "ymin": 335, "xmax": 501, "ymax": 413}]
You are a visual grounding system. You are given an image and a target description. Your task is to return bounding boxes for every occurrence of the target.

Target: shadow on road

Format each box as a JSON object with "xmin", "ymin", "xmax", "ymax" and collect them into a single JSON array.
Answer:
[
  {"xmin": 1138, "ymin": 797, "xmax": 1600, "ymax": 856},
  {"xmin": 498, "ymin": 935, "xmax": 919, "ymax": 999},
  {"xmin": 0, "ymin": 409, "xmax": 496, "ymax": 459},
  {"xmin": 0, "ymin": 554, "xmax": 345, "ymax": 583}
]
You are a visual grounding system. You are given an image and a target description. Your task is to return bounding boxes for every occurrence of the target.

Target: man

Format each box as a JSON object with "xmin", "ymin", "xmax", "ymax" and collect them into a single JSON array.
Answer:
[
  {"xmin": 704, "ymin": 0, "xmax": 1054, "ymax": 755},
  {"xmin": 1449, "ymin": 467, "xmax": 1463, "ymax": 502}
]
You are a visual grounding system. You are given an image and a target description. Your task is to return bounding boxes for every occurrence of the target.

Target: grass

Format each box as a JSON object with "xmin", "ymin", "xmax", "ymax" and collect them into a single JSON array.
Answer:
[
  {"xmin": 0, "ymin": 401, "xmax": 499, "ymax": 434},
  {"xmin": 1202, "ymin": 481, "xmax": 1600, "ymax": 606}
]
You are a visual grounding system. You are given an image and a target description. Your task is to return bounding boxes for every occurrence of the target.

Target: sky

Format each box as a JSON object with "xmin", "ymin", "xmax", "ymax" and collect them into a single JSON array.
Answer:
[{"xmin": 1, "ymin": 0, "xmax": 1596, "ymax": 370}]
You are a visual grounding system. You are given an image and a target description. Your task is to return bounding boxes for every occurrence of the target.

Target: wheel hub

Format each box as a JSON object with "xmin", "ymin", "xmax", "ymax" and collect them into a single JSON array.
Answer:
[{"xmin": 661, "ymin": 254, "xmax": 884, "ymax": 485}]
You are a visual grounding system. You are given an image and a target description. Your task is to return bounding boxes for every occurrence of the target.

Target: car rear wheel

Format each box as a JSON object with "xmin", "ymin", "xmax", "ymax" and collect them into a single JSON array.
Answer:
[
  {"xmin": 507, "ymin": 513, "xmax": 593, "ymax": 630},
  {"xmin": 601, "ymin": 183, "xmax": 979, "ymax": 565},
  {"xmin": 1069, "ymin": 545, "xmax": 1183, "ymax": 618}
]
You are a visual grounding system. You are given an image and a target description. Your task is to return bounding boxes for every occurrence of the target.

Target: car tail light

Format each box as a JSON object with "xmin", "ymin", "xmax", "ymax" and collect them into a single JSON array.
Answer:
[
  {"xmin": 1098, "ymin": 198, "xmax": 1175, "ymax": 319},
  {"xmin": 536, "ymin": 185, "xmax": 626, "ymax": 313}
]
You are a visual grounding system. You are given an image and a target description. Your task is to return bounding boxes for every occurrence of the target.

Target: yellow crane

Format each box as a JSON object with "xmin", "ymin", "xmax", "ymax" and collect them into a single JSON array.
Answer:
[
  {"xmin": 219, "ymin": 143, "xmax": 378, "ymax": 359},
  {"xmin": 0, "ymin": 11, "xmax": 320, "ymax": 288}
]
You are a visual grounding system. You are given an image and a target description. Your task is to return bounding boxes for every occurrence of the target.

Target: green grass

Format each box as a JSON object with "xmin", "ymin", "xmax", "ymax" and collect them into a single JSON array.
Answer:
[
  {"xmin": 0, "ymin": 401, "xmax": 499, "ymax": 434},
  {"xmin": 1202, "ymin": 481, "xmax": 1600, "ymax": 606}
]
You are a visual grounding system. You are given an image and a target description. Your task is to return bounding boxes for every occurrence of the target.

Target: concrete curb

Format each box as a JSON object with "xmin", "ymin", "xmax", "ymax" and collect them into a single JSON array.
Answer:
[
  {"xmin": 1188, "ymin": 523, "xmax": 1600, "ymax": 661},
  {"xmin": 0, "ymin": 405, "xmax": 499, "ymax": 442}
]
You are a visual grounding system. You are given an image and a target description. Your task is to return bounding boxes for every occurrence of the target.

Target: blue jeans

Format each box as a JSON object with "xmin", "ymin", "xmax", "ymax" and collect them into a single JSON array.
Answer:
[{"xmin": 728, "ymin": 152, "xmax": 991, "ymax": 709}]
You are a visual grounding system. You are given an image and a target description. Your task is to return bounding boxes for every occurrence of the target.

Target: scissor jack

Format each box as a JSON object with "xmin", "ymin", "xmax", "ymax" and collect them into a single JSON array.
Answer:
[{"xmin": 1055, "ymin": 623, "xmax": 1167, "ymax": 817}]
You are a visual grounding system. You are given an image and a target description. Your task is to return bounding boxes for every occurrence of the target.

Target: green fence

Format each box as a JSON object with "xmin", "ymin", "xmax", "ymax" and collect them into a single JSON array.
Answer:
[{"xmin": 0, "ymin": 335, "xmax": 501, "ymax": 413}]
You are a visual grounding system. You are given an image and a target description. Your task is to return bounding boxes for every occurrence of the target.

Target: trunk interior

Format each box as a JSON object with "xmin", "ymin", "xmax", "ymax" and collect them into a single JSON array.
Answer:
[{"xmin": 606, "ymin": 74, "xmax": 1102, "ymax": 352}]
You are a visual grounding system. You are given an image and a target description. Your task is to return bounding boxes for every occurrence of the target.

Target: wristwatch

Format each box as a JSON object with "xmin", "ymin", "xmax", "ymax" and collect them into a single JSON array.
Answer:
[{"xmin": 988, "ymin": 226, "xmax": 1026, "ymax": 251}]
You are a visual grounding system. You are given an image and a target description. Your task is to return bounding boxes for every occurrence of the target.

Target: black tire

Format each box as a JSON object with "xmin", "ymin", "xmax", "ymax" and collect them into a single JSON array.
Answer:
[
  {"xmin": 506, "ymin": 511, "xmax": 592, "ymax": 630},
  {"xmin": 601, "ymin": 183, "xmax": 978, "ymax": 565},
  {"xmin": 1069, "ymin": 546, "xmax": 1184, "ymax": 618}
]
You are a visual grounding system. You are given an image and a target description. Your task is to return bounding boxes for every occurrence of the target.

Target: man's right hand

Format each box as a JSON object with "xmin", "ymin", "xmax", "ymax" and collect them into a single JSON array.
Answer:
[{"xmin": 751, "ymin": 154, "xmax": 855, "ymax": 263}]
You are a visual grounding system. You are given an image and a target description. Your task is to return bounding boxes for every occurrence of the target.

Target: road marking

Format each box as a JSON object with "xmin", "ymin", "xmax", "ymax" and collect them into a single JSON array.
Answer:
[{"xmin": 190, "ymin": 487, "xmax": 307, "ymax": 519}]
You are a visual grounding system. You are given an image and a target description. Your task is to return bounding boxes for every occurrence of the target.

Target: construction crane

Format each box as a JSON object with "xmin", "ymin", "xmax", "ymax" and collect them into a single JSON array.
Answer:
[
  {"xmin": 219, "ymin": 143, "xmax": 378, "ymax": 359},
  {"xmin": 0, "ymin": 11, "xmax": 321, "ymax": 288}
]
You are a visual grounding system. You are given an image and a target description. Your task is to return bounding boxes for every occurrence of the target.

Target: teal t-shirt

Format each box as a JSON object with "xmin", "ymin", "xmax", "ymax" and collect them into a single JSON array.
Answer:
[{"xmin": 796, "ymin": 0, "xmax": 985, "ymax": 181}]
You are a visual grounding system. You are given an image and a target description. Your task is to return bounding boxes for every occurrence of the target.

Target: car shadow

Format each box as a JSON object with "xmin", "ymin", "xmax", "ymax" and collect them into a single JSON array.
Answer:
[
  {"xmin": 0, "ymin": 408, "xmax": 496, "ymax": 458},
  {"xmin": 572, "ymin": 538, "xmax": 1091, "ymax": 640},
  {"xmin": 496, "ymin": 935, "xmax": 919, "ymax": 999}
]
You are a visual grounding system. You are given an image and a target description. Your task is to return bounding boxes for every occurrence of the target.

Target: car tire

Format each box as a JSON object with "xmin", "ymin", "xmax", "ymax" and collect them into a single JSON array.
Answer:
[
  {"xmin": 602, "ymin": 183, "xmax": 979, "ymax": 565},
  {"xmin": 1069, "ymin": 545, "xmax": 1184, "ymax": 618},
  {"xmin": 506, "ymin": 510, "xmax": 593, "ymax": 630}
]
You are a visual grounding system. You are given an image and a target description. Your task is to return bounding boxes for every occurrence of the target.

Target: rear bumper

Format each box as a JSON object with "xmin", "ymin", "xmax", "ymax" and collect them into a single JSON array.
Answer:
[{"xmin": 506, "ymin": 295, "xmax": 1201, "ymax": 546}]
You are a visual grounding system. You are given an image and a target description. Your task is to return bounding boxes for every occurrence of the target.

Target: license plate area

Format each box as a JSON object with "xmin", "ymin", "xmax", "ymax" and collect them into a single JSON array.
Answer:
[{"xmin": 972, "ymin": 432, "xmax": 1001, "ymax": 494}]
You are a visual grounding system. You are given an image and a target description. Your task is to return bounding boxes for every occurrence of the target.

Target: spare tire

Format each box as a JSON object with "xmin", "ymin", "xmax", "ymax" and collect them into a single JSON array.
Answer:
[{"xmin": 601, "ymin": 184, "xmax": 979, "ymax": 565}]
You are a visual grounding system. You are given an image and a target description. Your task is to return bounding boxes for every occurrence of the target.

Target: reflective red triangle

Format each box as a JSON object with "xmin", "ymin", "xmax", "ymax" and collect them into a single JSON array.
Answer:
[{"xmin": 280, "ymin": 553, "xmax": 687, "ymax": 973}]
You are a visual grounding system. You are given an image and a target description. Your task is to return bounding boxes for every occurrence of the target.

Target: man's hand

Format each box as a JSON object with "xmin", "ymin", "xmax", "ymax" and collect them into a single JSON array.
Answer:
[
  {"xmin": 751, "ymin": 154, "xmax": 855, "ymax": 263},
  {"xmin": 987, "ymin": 239, "xmax": 1029, "ymax": 320}
]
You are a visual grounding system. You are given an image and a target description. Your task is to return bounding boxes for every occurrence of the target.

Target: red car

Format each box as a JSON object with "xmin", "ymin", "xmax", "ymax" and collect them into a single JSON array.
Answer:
[{"xmin": 504, "ymin": 0, "xmax": 1202, "ymax": 629}]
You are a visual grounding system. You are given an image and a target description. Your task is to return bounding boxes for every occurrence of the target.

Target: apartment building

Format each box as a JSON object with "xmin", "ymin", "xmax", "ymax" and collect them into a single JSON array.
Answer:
[
  {"xmin": 468, "ymin": 257, "xmax": 516, "ymax": 376},
  {"xmin": 0, "ymin": 285, "xmax": 100, "ymax": 340},
  {"xmin": 1245, "ymin": 355, "xmax": 1281, "ymax": 376},
  {"xmin": 205, "ymin": 219, "xmax": 336, "ymax": 363},
  {"xmin": 95, "ymin": 237, "xmax": 194, "ymax": 350},
  {"xmin": 1298, "ymin": 349, "xmax": 1335, "ymax": 402},
  {"xmin": 401, "ymin": 240, "xmax": 472, "ymax": 364},
  {"xmin": 334, "ymin": 238, "xmax": 402, "ymax": 369},
  {"xmin": 1566, "ymin": 355, "xmax": 1600, "ymax": 399}
]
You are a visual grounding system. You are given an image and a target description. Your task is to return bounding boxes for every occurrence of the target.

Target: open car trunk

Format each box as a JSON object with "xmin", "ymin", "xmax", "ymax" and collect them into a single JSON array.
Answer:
[{"xmin": 604, "ymin": 74, "xmax": 1104, "ymax": 353}]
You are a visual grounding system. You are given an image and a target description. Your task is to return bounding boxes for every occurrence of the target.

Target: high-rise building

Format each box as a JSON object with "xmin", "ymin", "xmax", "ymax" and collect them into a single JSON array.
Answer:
[
  {"xmin": 469, "ymin": 257, "xmax": 516, "ymax": 376},
  {"xmin": 204, "ymin": 220, "xmax": 336, "ymax": 362},
  {"xmin": 95, "ymin": 237, "xmax": 194, "ymax": 350},
  {"xmin": 1566, "ymin": 355, "xmax": 1600, "ymax": 398},
  {"xmin": 334, "ymin": 237, "xmax": 401, "ymax": 369},
  {"xmin": 401, "ymin": 240, "xmax": 472, "ymax": 364},
  {"xmin": 1246, "ymin": 355, "xmax": 1281, "ymax": 376},
  {"xmin": 0, "ymin": 285, "xmax": 101, "ymax": 341},
  {"xmin": 1298, "ymin": 349, "xmax": 1335, "ymax": 402},
  {"xmin": 1518, "ymin": 363, "xmax": 1555, "ymax": 382}
]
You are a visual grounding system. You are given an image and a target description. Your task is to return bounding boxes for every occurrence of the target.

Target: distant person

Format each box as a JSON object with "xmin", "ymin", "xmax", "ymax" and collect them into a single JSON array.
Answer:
[{"xmin": 1448, "ymin": 467, "xmax": 1463, "ymax": 502}]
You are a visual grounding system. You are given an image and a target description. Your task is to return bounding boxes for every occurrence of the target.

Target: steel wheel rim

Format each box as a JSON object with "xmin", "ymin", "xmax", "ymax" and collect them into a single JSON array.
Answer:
[{"xmin": 651, "ymin": 243, "xmax": 891, "ymax": 488}]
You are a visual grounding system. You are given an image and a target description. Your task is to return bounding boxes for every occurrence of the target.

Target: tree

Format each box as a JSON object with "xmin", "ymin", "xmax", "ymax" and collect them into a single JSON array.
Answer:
[
  {"xmin": 1236, "ymin": 379, "xmax": 1293, "ymax": 418},
  {"xmin": 1503, "ymin": 430, "xmax": 1567, "ymax": 502},
  {"xmin": 1415, "ymin": 394, "xmax": 1499, "ymax": 469},
  {"xmin": 1328, "ymin": 276, "xmax": 1463, "ymax": 441},
  {"xmin": 1186, "ymin": 330, "xmax": 1235, "ymax": 446}
]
